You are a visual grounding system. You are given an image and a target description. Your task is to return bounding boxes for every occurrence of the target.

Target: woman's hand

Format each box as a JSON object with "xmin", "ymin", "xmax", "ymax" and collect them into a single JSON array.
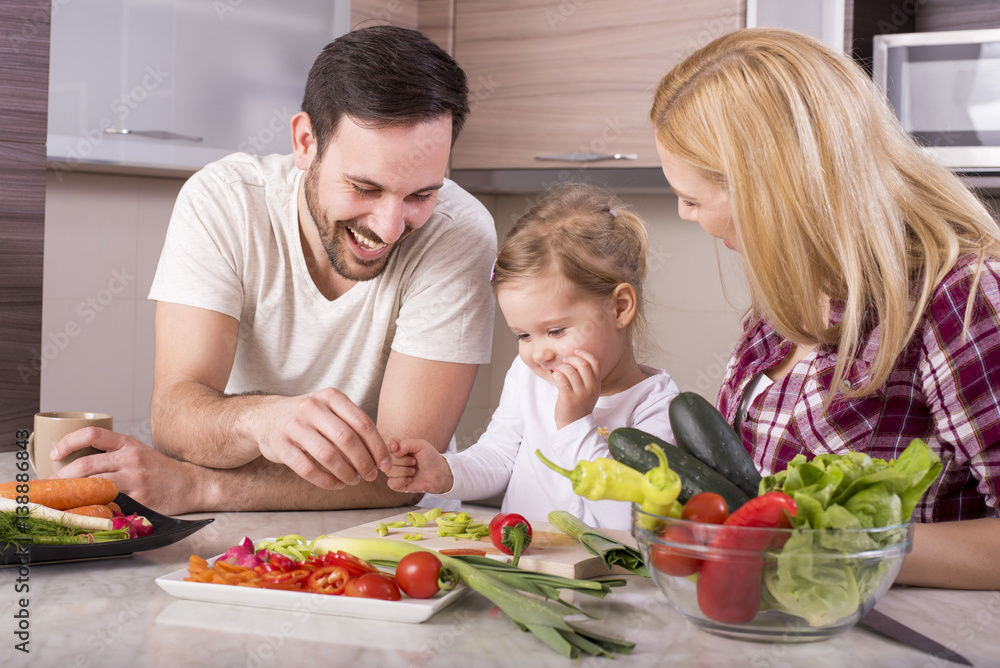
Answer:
[{"xmin": 552, "ymin": 350, "xmax": 601, "ymax": 430}]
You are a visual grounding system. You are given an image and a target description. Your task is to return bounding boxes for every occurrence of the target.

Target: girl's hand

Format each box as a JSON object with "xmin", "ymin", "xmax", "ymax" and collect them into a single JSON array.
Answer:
[
  {"xmin": 552, "ymin": 350, "xmax": 601, "ymax": 429},
  {"xmin": 386, "ymin": 438, "xmax": 455, "ymax": 494}
]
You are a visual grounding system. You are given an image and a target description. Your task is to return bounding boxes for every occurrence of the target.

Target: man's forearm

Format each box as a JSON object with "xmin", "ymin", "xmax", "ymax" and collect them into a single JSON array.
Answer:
[
  {"xmin": 151, "ymin": 380, "xmax": 274, "ymax": 467},
  {"xmin": 187, "ymin": 456, "xmax": 422, "ymax": 513}
]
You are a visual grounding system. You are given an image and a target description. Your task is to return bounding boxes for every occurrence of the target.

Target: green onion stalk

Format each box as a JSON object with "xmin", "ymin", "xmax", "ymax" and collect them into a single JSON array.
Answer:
[
  {"xmin": 548, "ymin": 510, "xmax": 649, "ymax": 578},
  {"xmin": 312, "ymin": 536, "xmax": 634, "ymax": 659}
]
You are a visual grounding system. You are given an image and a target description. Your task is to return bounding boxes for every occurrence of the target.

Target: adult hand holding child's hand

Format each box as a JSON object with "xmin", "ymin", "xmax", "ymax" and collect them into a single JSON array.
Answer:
[
  {"xmin": 552, "ymin": 350, "xmax": 601, "ymax": 430},
  {"xmin": 256, "ymin": 388, "xmax": 393, "ymax": 490}
]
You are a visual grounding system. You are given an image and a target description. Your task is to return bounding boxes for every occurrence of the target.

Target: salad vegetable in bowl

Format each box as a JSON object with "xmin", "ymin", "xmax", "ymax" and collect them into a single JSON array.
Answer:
[{"xmin": 632, "ymin": 438, "xmax": 941, "ymax": 642}]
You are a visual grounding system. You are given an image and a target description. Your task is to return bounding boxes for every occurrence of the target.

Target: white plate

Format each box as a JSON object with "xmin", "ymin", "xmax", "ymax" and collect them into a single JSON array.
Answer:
[{"xmin": 155, "ymin": 554, "xmax": 467, "ymax": 624}]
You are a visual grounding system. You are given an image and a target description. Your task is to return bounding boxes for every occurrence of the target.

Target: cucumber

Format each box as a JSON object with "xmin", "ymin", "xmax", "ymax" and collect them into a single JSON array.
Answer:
[
  {"xmin": 608, "ymin": 427, "xmax": 749, "ymax": 511},
  {"xmin": 668, "ymin": 392, "xmax": 763, "ymax": 499}
]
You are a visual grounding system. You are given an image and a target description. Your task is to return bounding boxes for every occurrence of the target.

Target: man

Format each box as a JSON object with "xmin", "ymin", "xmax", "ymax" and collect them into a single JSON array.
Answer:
[{"xmin": 50, "ymin": 26, "xmax": 497, "ymax": 515}]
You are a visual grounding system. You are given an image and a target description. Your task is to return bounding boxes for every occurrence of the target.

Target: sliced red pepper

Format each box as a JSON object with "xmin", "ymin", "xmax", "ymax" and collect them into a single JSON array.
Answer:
[
  {"xmin": 324, "ymin": 551, "xmax": 378, "ymax": 577},
  {"xmin": 438, "ymin": 548, "xmax": 488, "ymax": 557},
  {"xmin": 696, "ymin": 491, "xmax": 797, "ymax": 624},
  {"xmin": 260, "ymin": 568, "xmax": 310, "ymax": 589},
  {"xmin": 266, "ymin": 553, "xmax": 297, "ymax": 572},
  {"xmin": 254, "ymin": 562, "xmax": 280, "ymax": 574},
  {"xmin": 306, "ymin": 565, "xmax": 350, "ymax": 595}
]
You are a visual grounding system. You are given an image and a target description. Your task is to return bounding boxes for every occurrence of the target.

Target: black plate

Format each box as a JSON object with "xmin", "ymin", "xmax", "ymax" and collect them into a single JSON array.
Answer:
[{"xmin": 1, "ymin": 494, "xmax": 214, "ymax": 566}]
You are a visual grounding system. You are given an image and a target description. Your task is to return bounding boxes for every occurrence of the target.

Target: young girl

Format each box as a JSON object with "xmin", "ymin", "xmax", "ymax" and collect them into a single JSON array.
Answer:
[{"xmin": 387, "ymin": 184, "xmax": 679, "ymax": 530}]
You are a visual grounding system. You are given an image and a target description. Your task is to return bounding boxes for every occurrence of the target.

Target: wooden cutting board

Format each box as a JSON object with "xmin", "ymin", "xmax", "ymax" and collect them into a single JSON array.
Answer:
[{"xmin": 330, "ymin": 511, "xmax": 639, "ymax": 579}]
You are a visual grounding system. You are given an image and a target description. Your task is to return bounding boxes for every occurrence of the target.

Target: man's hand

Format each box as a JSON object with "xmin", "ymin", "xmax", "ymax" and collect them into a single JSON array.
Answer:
[
  {"xmin": 552, "ymin": 350, "xmax": 602, "ymax": 430},
  {"xmin": 256, "ymin": 388, "xmax": 394, "ymax": 489},
  {"xmin": 49, "ymin": 428, "xmax": 200, "ymax": 515},
  {"xmin": 386, "ymin": 438, "xmax": 454, "ymax": 494}
]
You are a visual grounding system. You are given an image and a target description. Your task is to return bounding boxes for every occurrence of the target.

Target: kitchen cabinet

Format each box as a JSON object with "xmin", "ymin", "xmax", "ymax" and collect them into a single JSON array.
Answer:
[
  {"xmin": 0, "ymin": 0, "xmax": 48, "ymax": 451},
  {"xmin": 449, "ymin": 0, "xmax": 744, "ymax": 171},
  {"xmin": 46, "ymin": 0, "xmax": 351, "ymax": 175}
]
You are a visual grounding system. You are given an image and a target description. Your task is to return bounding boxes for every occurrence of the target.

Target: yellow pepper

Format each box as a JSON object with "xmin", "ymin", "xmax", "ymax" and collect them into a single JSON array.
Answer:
[
  {"xmin": 535, "ymin": 445, "xmax": 682, "ymax": 519},
  {"xmin": 639, "ymin": 444, "xmax": 682, "ymax": 516},
  {"xmin": 535, "ymin": 451, "xmax": 645, "ymax": 504}
]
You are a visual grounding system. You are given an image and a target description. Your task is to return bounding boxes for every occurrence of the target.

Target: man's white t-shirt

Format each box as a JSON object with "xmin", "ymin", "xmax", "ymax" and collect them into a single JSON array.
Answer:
[{"xmin": 148, "ymin": 152, "xmax": 497, "ymax": 421}]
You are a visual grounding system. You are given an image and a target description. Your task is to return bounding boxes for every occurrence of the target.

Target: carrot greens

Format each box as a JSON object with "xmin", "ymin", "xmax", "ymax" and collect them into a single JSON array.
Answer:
[{"xmin": 0, "ymin": 511, "xmax": 130, "ymax": 548}]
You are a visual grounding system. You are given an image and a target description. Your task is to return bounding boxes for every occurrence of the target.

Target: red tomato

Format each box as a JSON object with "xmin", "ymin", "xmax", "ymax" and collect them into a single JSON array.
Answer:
[
  {"xmin": 681, "ymin": 492, "xmax": 730, "ymax": 524},
  {"xmin": 344, "ymin": 572, "xmax": 401, "ymax": 601},
  {"xmin": 650, "ymin": 524, "xmax": 702, "ymax": 577},
  {"xmin": 394, "ymin": 552, "xmax": 442, "ymax": 599},
  {"xmin": 306, "ymin": 565, "xmax": 350, "ymax": 595}
]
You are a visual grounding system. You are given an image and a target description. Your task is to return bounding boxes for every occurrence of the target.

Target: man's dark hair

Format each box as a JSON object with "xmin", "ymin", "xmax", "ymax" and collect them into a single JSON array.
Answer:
[{"xmin": 301, "ymin": 25, "xmax": 469, "ymax": 157}]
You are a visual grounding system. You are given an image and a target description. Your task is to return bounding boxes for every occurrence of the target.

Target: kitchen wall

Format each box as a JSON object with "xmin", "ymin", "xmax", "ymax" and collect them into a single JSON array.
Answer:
[
  {"xmin": 41, "ymin": 173, "xmax": 749, "ymax": 449},
  {"xmin": 41, "ymin": 171, "xmax": 182, "ymax": 443}
]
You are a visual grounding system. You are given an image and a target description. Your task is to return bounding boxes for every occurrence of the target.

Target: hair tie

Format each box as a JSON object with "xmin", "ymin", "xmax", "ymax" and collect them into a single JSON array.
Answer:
[
  {"xmin": 490, "ymin": 256, "xmax": 498, "ymax": 281},
  {"xmin": 609, "ymin": 209, "xmax": 617, "ymax": 218}
]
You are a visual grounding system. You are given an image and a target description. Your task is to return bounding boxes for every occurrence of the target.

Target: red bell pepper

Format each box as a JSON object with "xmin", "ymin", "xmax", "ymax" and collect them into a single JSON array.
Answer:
[
  {"xmin": 489, "ymin": 513, "xmax": 533, "ymax": 567},
  {"xmin": 696, "ymin": 491, "xmax": 797, "ymax": 624}
]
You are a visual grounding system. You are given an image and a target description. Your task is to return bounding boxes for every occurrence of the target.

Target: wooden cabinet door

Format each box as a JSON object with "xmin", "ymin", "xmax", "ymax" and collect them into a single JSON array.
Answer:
[{"xmin": 451, "ymin": 0, "xmax": 743, "ymax": 170}]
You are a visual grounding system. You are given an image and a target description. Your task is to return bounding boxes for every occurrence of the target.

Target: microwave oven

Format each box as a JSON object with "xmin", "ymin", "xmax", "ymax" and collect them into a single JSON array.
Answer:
[{"xmin": 873, "ymin": 28, "xmax": 1000, "ymax": 173}]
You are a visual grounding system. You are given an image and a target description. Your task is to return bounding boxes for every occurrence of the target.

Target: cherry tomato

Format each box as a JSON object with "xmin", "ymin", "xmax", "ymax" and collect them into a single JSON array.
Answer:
[
  {"xmin": 681, "ymin": 492, "xmax": 730, "ymax": 525},
  {"xmin": 306, "ymin": 565, "xmax": 350, "ymax": 595},
  {"xmin": 344, "ymin": 572, "xmax": 402, "ymax": 601},
  {"xmin": 394, "ymin": 552, "xmax": 442, "ymax": 599},
  {"xmin": 260, "ymin": 568, "xmax": 310, "ymax": 589},
  {"xmin": 650, "ymin": 524, "xmax": 702, "ymax": 577}
]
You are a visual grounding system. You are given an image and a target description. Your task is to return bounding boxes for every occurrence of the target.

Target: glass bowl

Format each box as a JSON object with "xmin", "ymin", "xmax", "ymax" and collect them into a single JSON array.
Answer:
[{"xmin": 632, "ymin": 506, "xmax": 914, "ymax": 642}]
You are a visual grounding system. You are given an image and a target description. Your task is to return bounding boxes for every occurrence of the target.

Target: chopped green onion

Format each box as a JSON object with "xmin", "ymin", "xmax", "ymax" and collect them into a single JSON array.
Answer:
[{"xmin": 406, "ymin": 512, "xmax": 428, "ymax": 527}]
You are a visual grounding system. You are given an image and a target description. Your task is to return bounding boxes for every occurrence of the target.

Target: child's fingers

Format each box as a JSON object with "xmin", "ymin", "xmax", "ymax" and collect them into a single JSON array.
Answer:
[
  {"xmin": 551, "ymin": 369, "xmax": 572, "ymax": 392},
  {"xmin": 387, "ymin": 464, "xmax": 415, "ymax": 479},
  {"xmin": 386, "ymin": 477, "xmax": 412, "ymax": 492}
]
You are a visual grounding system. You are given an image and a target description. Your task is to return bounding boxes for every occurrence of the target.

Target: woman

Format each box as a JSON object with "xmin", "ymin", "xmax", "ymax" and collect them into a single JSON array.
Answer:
[{"xmin": 651, "ymin": 27, "xmax": 1000, "ymax": 588}]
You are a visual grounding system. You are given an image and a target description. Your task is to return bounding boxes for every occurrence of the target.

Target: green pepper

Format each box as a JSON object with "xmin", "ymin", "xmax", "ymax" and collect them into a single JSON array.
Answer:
[{"xmin": 535, "ymin": 450, "xmax": 645, "ymax": 504}]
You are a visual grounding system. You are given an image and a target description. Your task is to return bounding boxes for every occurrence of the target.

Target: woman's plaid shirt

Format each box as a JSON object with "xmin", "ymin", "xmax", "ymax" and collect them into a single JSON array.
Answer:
[{"xmin": 718, "ymin": 256, "xmax": 1000, "ymax": 522}]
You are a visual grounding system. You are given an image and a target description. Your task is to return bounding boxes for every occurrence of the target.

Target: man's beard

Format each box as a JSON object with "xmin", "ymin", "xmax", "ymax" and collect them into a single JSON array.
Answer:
[{"xmin": 304, "ymin": 161, "xmax": 396, "ymax": 282}]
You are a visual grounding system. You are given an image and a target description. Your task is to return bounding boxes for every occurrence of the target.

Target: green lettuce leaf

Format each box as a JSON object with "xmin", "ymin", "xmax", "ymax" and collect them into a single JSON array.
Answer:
[{"xmin": 760, "ymin": 439, "xmax": 942, "ymax": 627}]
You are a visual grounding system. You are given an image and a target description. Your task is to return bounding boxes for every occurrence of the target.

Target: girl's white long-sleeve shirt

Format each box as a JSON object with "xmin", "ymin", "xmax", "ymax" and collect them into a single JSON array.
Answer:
[{"xmin": 441, "ymin": 356, "xmax": 680, "ymax": 530}]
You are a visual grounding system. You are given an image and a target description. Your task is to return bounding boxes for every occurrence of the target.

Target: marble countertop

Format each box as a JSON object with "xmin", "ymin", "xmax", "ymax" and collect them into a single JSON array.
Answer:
[{"xmin": 3, "ymin": 456, "xmax": 998, "ymax": 668}]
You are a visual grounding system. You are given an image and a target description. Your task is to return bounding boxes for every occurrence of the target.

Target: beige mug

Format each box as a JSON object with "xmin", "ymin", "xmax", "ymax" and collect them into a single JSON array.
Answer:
[{"xmin": 27, "ymin": 411, "xmax": 112, "ymax": 479}]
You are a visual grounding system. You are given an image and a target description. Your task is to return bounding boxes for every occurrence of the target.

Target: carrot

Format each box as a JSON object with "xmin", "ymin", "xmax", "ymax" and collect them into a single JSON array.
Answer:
[
  {"xmin": 0, "ymin": 478, "xmax": 119, "ymax": 510},
  {"xmin": 106, "ymin": 501, "xmax": 123, "ymax": 516},
  {"xmin": 65, "ymin": 504, "xmax": 115, "ymax": 519}
]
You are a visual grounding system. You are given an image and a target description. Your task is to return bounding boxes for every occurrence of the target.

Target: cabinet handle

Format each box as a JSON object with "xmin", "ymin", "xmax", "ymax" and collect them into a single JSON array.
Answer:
[
  {"xmin": 535, "ymin": 152, "xmax": 637, "ymax": 162},
  {"xmin": 104, "ymin": 128, "xmax": 203, "ymax": 142}
]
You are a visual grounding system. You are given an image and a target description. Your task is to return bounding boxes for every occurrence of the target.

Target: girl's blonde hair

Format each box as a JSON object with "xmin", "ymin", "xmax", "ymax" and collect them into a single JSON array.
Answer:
[
  {"xmin": 651, "ymin": 27, "xmax": 1000, "ymax": 405},
  {"xmin": 492, "ymin": 184, "xmax": 650, "ymax": 337}
]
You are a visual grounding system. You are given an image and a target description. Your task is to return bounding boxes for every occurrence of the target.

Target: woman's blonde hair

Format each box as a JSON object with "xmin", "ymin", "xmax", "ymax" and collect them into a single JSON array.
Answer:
[
  {"xmin": 651, "ymin": 27, "xmax": 1000, "ymax": 405},
  {"xmin": 492, "ymin": 183, "xmax": 650, "ymax": 338}
]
